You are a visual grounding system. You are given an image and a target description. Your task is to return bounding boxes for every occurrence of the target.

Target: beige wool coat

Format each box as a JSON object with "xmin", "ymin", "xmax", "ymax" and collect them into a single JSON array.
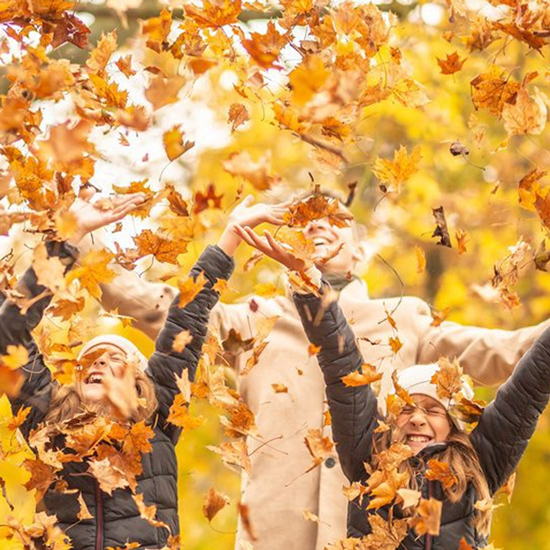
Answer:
[{"xmin": 101, "ymin": 274, "xmax": 550, "ymax": 550}]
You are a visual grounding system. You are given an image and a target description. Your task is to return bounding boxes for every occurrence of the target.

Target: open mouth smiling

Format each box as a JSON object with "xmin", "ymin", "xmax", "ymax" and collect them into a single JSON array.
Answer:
[
  {"xmin": 84, "ymin": 373, "xmax": 104, "ymax": 385},
  {"xmin": 406, "ymin": 434, "xmax": 433, "ymax": 444}
]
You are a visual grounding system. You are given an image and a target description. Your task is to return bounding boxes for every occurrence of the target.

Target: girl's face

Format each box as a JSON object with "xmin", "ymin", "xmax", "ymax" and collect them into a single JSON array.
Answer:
[
  {"xmin": 395, "ymin": 394, "xmax": 452, "ymax": 454},
  {"xmin": 78, "ymin": 344, "xmax": 128, "ymax": 404}
]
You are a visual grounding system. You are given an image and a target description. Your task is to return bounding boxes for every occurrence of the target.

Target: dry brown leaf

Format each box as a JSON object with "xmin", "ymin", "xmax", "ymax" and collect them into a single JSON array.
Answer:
[
  {"xmin": 425, "ymin": 459, "xmax": 458, "ymax": 489},
  {"xmin": 223, "ymin": 150, "xmax": 280, "ymax": 191},
  {"xmin": 237, "ymin": 502, "xmax": 258, "ymax": 542},
  {"xmin": 77, "ymin": 492, "xmax": 94, "ymax": 520},
  {"xmin": 304, "ymin": 428, "xmax": 334, "ymax": 472},
  {"xmin": 432, "ymin": 357, "xmax": 463, "ymax": 401},
  {"xmin": 203, "ymin": 487, "xmax": 230, "ymax": 522},
  {"xmin": 436, "ymin": 52, "xmax": 466, "ymax": 75},
  {"xmin": 133, "ymin": 493, "xmax": 171, "ymax": 531},
  {"xmin": 208, "ymin": 439, "xmax": 251, "ymax": 474},
  {"xmin": 410, "ymin": 497, "xmax": 442, "ymax": 536},
  {"xmin": 228, "ymin": 103, "xmax": 250, "ymax": 131}
]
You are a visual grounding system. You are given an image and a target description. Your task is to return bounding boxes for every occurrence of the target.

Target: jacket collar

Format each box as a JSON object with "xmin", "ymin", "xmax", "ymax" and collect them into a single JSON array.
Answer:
[{"xmin": 416, "ymin": 442, "xmax": 449, "ymax": 460}]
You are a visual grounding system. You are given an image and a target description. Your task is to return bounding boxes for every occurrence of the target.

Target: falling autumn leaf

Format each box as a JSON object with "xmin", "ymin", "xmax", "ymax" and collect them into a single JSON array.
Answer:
[
  {"xmin": 133, "ymin": 230, "xmax": 188, "ymax": 264},
  {"xmin": 203, "ymin": 487, "xmax": 230, "ymax": 522},
  {"xmin": 425, "ymin": 459, "xmax": 458, "ymax": 489},
  {"xmin": 431, "ymin": 206, "xmax": 452, "ymax": 248},
  {"xmin": 1, "ymin": 345, "xmax": 29, "ymax": 370},
  {"xmin": 432, "ymin": 357, "xmax": 463, "ymax": 400},
  {"xmin": 373, "ymin": 145, "xmax": 422, "ymax": 194},
  {"xmin": 133, "ymin": 493, "xmax": 171, "ymax": 531},
  {"xmin": 410, "ymin": 497, "xmax": 442, "ymax": 536},
  {"xmin": 163, "ymin": 126, "xmax": 195, "ymax": 161},
  {"xmin": 223, "ymin": 150, "xmax": 281, "ymax": 191},
  {"xmin": 470, "ymin": 66, "xmax": 520, "ymax": 117},
  {"xmin": 177, "ymin": 271, "xmax": 207, "ymax": 308},
  {"xmin": 172, "ymin": 330, "xmax": 193, "ymax": 353},
  {"xmin": 436, "ymin": 52, "xmax": 466, "ymax": 75},
  {"xmin": 502, "ymin": 87, "xmax": 547, "ymax": 136},
  {"xmin": 415, "ymin": 246, "xmax": 426, "ymax": 274},
  {"xmin": 455, "ymin": 229, "xmax": 468, "ymax": 255},
  {"xmin": 341, "ymin": 364, "xmax": 382, "ymax": 387},
  {"xmin": 228, "ymin": 103, "xmax": 250, "ymax": 132},
  {"xmin": 193, "ymin": 183, "xmax": 224, "ymax": 214},
  {"xmin": 304, "ymin": 428, "xmax": 334, "ymax": 472}
]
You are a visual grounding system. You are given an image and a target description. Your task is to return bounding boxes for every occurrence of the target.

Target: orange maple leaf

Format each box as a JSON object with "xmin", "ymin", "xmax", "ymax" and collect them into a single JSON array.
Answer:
[{"xmin": 133, "ymin": 230, "xmax": 188, "ymax": 264}]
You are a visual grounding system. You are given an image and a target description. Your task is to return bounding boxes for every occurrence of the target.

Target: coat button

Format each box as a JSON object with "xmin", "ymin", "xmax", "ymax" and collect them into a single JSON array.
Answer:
[{"xmin": 325, "ymin": 457, "xmax": 336, "ymax": 468}]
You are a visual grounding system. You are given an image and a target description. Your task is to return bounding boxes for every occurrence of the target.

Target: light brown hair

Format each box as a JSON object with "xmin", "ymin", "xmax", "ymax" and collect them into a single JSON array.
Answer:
[{"xmin": 45, "ymin": 369, "xmax": 158, "ymax": 425}]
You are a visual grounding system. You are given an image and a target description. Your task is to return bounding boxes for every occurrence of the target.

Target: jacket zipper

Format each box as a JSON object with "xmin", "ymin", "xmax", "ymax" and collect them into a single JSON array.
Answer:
[
  {"xmin": 95, "ymin": 479, "xmax": 104, "ymax": 550},
  {"xmin": 425, "ymin": 480, "xmax": 433, "ymax": 550}
]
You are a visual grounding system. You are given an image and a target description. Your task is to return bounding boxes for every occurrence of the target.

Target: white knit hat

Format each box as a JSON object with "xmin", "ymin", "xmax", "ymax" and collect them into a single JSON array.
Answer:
[
  {"xmin": 77, "ymin": 335, "xmax": 148, "ymax": 372},
  {"xmin": 396, "ymin": 363, "xmax": 475, "ymax": 427}
]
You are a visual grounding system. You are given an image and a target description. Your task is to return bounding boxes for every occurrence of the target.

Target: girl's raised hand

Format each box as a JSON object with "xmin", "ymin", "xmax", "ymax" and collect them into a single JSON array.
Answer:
[
  {"xmin": 217, "ymin": 195, "xmax": 291, "ymax": 256},
  {"xmin": 233, "ymin": 225, "xmax": 306, "ymax": 272},
  {"xmin": 68, "ymin": 188, "xmax": 146, "ymax": 245}
]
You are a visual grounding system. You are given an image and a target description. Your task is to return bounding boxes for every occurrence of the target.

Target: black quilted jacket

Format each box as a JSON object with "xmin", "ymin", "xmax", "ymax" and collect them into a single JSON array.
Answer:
[
  {"xmin": 293, "ymin": 284, "xmax": 550, "ymax": 550},
  {"xmin": 0, "ymin": 242, "xmax": 234, "ymax": 550}
]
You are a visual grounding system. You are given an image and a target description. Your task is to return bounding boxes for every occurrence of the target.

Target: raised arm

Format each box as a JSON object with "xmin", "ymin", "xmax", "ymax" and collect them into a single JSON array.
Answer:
[
  {"xmin": 235, "ymin": 225, "xmax": 380, "ymax": 481},
  {"xmin": 416, "ymin": 304, "xmax": 550, "ymax": 386},
  {"xmin": 84, "ymin": 195, "xmax": 290, "ymax": 341},
  {"xmin": 0, "ymin": 192, "xmax": 145, "ymax": 438},
  {"xmin": 0, "ymin": 241, "xmax": 78, "ymax": 437},
  {"xmin": 146, "ymin": 245, "xmax": 234, "ymax": 443},
  {"xmin": 470, "ymin": 324, "xmax": 550, "ymax": 494},
  {"xmin": 142, "ymin": 196, "xmax": 288, "ymax": 442}
]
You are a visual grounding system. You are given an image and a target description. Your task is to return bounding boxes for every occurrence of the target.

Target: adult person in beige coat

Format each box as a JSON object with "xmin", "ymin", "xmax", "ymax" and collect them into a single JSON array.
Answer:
[{"xmin": 94, "ymin": 195, "xmax": 550, "ymax": 550}]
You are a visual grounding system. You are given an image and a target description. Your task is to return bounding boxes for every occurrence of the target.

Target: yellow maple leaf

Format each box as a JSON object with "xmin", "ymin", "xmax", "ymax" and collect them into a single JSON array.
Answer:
[
  {"xmin": 177, "ymin": 271, "xmax": 207, "ymax": 308},
  {"xmin": 341, "ymin": 364, "xmax": 382, "ymax": 387},
  {"xmin": 373, "ymin": 145, "xmax": 422, "ymax": 194},
  {"xmin": 67, "ymin": 249, "xmax": 115, "ymax": 299},
  {"xmin": 2, "ymin": 345, "xmax": 29, "ymax": 370}
]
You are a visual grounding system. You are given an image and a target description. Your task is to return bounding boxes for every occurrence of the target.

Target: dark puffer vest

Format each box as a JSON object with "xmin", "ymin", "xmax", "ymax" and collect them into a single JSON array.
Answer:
[
  {"xmin": 293, "ymin": 284, "xmax": 550, "ymax": 550},
  {"xmin": 0, "ymin": 242, "xmax": 234, "ymax": 550}
]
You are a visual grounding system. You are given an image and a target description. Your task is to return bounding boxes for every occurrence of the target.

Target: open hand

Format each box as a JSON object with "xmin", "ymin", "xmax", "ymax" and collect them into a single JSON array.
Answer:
[
  {"xmin": 234, "ymin": 225, "xmax": 306, "ymax": 271},
  {"xmin": 217, "ymin": 195, "xmax": 291, "ymax": 256},
  {"xmin": 68, "ymin": 188, "xmax": 146, "ymax": 245}
]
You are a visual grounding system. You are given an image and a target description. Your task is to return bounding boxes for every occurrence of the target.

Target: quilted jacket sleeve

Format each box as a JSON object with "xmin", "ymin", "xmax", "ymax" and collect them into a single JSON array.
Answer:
[
  {"xmin": 470, "ymin": 324, "xmax": 550, "ymax": 494},
  {"xmin": 0, "ymin": 241, "xmax": 78, "ymax": 439},
  {"xmin": 146, "ymin": 245, "xmax": 235, "ymax": 444},
  {"xmin": 293, "ymin": 285, "xmax": 380, "ymax": 482}
]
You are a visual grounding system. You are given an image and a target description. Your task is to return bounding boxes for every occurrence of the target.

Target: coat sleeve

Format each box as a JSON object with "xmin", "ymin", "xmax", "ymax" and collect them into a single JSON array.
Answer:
[
  {"xmin": 146, "ymin": 245, "xmax": 235, "ymax": 443},
  {"xmin": 293, "ymin": 285, "xmax": 380, "ymax": 482},
  {"xmin": 469, "ymin": 324, "xmax": 550, "ymax": 494},
  {"xmin": 77, "ymin": 228, "xmax": 175, "ymax": 340},
  {"xmin": 0, "ymin": 241, "xmax": 78, "ymax": 439},
  {"xmin": 414, "ymin": 298, "xmax": 550, "ymax": 386}
]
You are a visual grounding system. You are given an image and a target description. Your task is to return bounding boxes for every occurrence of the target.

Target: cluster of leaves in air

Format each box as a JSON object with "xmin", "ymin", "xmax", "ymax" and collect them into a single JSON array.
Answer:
[{"xmin": 1, "ymin": 0, "xmax": 549, "ymax": 546}]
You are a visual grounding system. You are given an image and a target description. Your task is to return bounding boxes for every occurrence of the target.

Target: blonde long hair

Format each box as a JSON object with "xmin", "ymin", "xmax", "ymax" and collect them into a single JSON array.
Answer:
[
  {"xmin": 372, "ymin": 425, "xmax": 492, "ymax": 535},
  {"xmin": 45, "ymin": 369, "xmax": 158, "ymax": 425}
]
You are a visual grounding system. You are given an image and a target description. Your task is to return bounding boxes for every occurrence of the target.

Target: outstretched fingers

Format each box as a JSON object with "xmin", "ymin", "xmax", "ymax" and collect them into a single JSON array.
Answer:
[
  {"xmin": 106, "ymin": 194, "xmax": 146, "ymax": 223},
  {"xmin": 234, "ymin": 225, "xmax": 271, "ymax": 254}
]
